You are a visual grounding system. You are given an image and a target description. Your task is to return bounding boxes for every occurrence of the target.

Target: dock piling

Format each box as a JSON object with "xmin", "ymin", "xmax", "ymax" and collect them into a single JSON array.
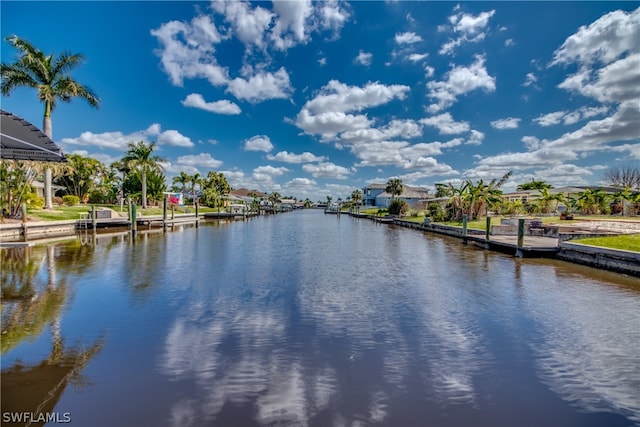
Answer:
[
  {"xmin": 516, "ymin": 218, "xmax": 525, "ymax": 257},
  {"xmin": 462, "ymin": 214, "xmax": 468, "ymax": 244},
  {"xmin": 163, "ymin": 196, "xmax": 167, "ymax": 232}
]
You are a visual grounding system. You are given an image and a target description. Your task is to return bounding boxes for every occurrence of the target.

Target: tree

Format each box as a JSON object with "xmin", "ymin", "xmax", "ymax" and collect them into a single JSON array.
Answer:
[
  {"xmin": 201, "ymin": 171, "xmax": 230, "ymax": 209},
  {"xmin": 604, "ymin": 165, "xmax": 640, "ymax": 190},
  {"xmin": 385, "ymin": 178, "xmax": 403, "ymax": 203},
  {"xmin": 56, "ymin": 154, "xmax": 106, "ymax": 203},
  {"xmin": 0, "ymin": 160, "xmax": 42, "ymax": 217},
  {"xmin": 121, "ymin": 141, "xmax": 166, "ymax": 209},
  {"xmin": 350, "ymin": 189, "xmax": 363, "ymax": 214},
  {"xmin": 189, "ymin": 173, "xmax": 202, "ymax": 206},
  {"xmin": 517, "ymin": 179, "xmax": 553, "ymax": 191},
  {"xmin": 269, "ymin": 192, "xmax": 281, "ymax": 213},
  {"xmin": 1, "ymin": 35, "xmax": 100, "ymax": 209},
  {"xmin": 171, "ymin": 171, "xmax": 191, "ymax": 195},
  {"xmin": 534, "ymin": 188, "xmax": 566, "ymax": 214}
]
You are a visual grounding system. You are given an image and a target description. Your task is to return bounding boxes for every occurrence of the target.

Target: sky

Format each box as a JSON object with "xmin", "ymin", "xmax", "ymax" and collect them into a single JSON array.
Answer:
[{"xmin": 1, "ymin": 1, "xmax": 639, "ymax": 202}]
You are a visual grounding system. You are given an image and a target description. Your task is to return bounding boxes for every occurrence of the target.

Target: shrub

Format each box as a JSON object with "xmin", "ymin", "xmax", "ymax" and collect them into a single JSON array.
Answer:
[
  {"xmin": 388, "ymin": 199, "xmax": 408, "ymax": 216},
  {"xmin": 53, "ymin": 196, "xmax": 64, "ymax": 206},
  {"xmin": 62, "ymin": 195, "xmax": 80, "ymax": 206},
  {"xmin": 427, "ymin": 202, "xmax": 448, "ymax": 222}
]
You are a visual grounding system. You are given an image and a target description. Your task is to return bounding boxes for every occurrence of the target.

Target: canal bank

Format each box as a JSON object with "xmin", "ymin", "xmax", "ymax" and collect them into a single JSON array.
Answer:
[{"xmin": 386, "ymin": 216, "xmax": 640, "ymax": 277}]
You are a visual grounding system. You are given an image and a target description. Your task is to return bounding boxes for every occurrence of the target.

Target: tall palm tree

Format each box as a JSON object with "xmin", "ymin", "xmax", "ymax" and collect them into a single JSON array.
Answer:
[
  {"xmin": 172, "ymin": 171, "xmax": 191, "ymax": 196},
  {"xmin": 190, "ymin": 173, "xmax": 201, "ymax": 206},
  {"xmin": 1, "ymin": 35, "xmax": 100, "ymax": 209},
  {"xmin": 121, "ymin": 141, "xmax": 166, "ymax": 209},
  {"xmin": 351, "ymin": 189, "xmax": 363, "ymax": 214},
  {"xmin": 385, "ymin": 178, "xmax": 403, "ymax": 204},
  {"xmin": 269, "ymin": 192, "xmax": 281, "ymax": 213}
]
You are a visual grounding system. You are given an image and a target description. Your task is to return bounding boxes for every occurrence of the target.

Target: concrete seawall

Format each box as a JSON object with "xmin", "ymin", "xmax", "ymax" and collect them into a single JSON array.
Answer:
[{"xmin": 557, "ymin": 242, "xmax": 640, "ymax": 276}]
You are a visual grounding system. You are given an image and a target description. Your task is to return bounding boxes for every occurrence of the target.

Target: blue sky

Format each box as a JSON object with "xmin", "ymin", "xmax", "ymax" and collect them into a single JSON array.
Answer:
[{"xmin": 2, "ymin": 1, "xmax": 638, "ymax": 201}]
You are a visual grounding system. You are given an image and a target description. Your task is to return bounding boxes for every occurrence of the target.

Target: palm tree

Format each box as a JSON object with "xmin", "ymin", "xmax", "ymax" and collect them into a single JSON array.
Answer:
[
  {"xmin": 121, "ymin": 141, "xmax": 166, "ymax": 209},
  {"xmin": 171, "ymin": 172, "xmax": 191, "ymax": 197},
  {"xmin": 517, "ymin": 179, "xmax": 552, "ymax": 191},
  {"xmin": 1, "ymin": 35, "xmax": 100, "ymax": 209},
  {"xmin": 269, "ymin": 192, "xmax": 281, "ymax": 213},
  {"xmin": 351, "ymin": 189, "xmax": 363, "ymax": 214},
  {"xmin": 190, "ymin": 173, "xmax": 201, "ymax": 206},
  {"xmin": 385, "ymin": 178, "xmax": 403, "ymax": 204}
]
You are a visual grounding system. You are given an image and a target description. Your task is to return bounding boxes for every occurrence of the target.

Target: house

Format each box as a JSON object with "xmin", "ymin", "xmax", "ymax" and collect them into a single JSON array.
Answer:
[
  {"xmin": 362, "ymin": 183, "xmax": 431, "ymax": 208},
  {"xmin": 229, "ymin": 188, "xmax": 268, "ymax": 204}
]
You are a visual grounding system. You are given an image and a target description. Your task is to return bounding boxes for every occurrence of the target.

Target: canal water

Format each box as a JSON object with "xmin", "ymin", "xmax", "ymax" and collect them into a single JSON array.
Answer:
[{"xmin": 2, "ymin": 209, "xmax": 639, "ymax": 427}]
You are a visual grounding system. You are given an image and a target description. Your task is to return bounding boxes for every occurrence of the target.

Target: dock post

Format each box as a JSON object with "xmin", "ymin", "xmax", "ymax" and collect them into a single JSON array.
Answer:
[
  {"xmin": 195, "ymin": 201, "xmax": 199, "ymax": 228},
  {"xmin": 163, "ymin": 196, "xmax": 167, "ymax": 232},
  {"xmin": 127, "ymin": 198, "xmax": 132, "ymax": 231},
  {"xmin": 484, "ymin": 216, "xmax": 491, "ymax": 248},
  {"xmin": 462, "ymin": 214, "xmax": 468, "ymax": 244},
  {"xmin": 91, "ymin": 205, "xmax": 97, "ymax": 232},
  {"xmin": 516, "ymin": 218, "xmax": 525, "ymax": 257},
  {"xmin": 131, "ymin": 204, "xmax": 137, "ymax": 238},
  {"xmin": 21, "ymin": 203, "xmax": 28, "ymax": 241},
  {"xmin": 171, "ymin": 204, "xmax": 175, "ymax": 220}
]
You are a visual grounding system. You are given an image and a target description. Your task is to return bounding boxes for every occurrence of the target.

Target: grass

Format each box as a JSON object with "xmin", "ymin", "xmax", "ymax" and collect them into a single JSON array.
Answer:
[
  {"xmin": 23, "ymin": 204, "xmax": 216, "ymax": 221},
  {"xmin": 574, "ymin": 234, "xmax": 640, "ymax": 252}
]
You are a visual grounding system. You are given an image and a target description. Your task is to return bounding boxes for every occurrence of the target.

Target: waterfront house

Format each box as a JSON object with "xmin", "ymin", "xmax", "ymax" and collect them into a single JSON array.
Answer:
[{"xmin": 362, "ymin": 183, "xmax": 430, "ymax": 208}]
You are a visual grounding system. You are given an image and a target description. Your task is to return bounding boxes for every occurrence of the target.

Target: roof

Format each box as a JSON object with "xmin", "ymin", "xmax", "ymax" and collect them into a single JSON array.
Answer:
[
  {"xmin": 375, "ymin": 185, "xmax": 431, "ymax": 199},
  {"xmin": 0, "ymin": 110, "xmax": 66, "ymax": 162},
  {"xmin": 230, "ymin": 188, "xmax": 268, "ymax": 198}
]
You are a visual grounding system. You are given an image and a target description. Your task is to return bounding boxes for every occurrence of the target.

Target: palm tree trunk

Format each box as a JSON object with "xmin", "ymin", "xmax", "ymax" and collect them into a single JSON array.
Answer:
[{"xmin": 43, "ymin": 115, "xmax": 54, "ymax": 209}]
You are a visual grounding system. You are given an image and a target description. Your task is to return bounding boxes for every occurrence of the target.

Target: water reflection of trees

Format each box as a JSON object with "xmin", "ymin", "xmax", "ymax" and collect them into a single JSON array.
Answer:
[{"xmin": 2, "ymin": 242, "xmax": 105, "ymax": 426}]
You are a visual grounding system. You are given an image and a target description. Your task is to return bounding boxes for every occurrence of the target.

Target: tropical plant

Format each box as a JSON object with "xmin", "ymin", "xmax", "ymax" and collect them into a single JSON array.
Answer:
[
  {"xmin": 0, "ymin": 160, "xmax": 41, "ymax": 217},
  {"xmin": 350, "ymin": 189, "xmax": 363, "ymax": 214},
  {"xmin": 388, "ymin": 199, "xmax": 408, "ymax": 216},
  {"xmin": 571, "ymin": 188, "xmax": 611, "ymax": 215},
  {"xmin": 269, "ymin": 192, "xmax": 281, "ymax": 213},
  {"xmin": 171, "ymin": 171, "xmax": 191, "ymax": 195},
  {"xmin": 121, "ymin": 141, "xmax": 166, "ymax": 209},
  {"xmin": 385, "ymin": 178, "xmax": 403, "ymax": 202},
  {"xmin": 55, "ymin": 154, "xmax": 106, "ymax": 203},
  {"xmin": 200, "ymin": 171, "xmax": 231, "ymax": 209},
  {"xmin": 1, "ymin": 35, "xmax": 100, "ymax": 209},
  {"xmin": 534, "ymin": 188, "xmax": 566, "ymax": 214},
  {"xmin": 189, "ymin": 173, "xmax": 202, "ymax": 206},
  {"xmin": 517, "ymin": 179, "xmax": 553, "ymax": 191}
]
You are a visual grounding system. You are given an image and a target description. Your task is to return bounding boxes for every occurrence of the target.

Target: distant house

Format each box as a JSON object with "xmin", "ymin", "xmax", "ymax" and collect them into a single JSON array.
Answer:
[
  {"xmin": 229, "ymin": 188, "xmax": 268, "ymax": 204},
  {"xmin": 362, "ymin": 183, "xmax": 430, "ymax": 208}
]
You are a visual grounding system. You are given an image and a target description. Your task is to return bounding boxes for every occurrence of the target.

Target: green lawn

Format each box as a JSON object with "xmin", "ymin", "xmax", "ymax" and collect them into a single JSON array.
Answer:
[{"xmin": 574, "ymin": 234, "xmax": 640, "ymax": 252}]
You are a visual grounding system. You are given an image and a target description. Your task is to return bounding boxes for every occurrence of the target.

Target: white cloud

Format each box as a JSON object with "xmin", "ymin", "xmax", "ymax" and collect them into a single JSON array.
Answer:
[
  {"xmin": 340, "ymin": 119, "xmax": 422, "ymax": 143},
  {"xmin": 426, "ymin": 55, "xmax": 496, "ymax": 112},
  {"xmin": 227, "ymin": 67, "xmax": 293, "ymax": 103},
  {"xmin": 523, "ymin": 72, "xmax": 537, "ymax": 87},
  {"xmin": 407, "ymin": 53, "xmax": 429, "ymax": 63},
  {"xmin": 181, "ymin": 93, "xmax": 241, "ymax": 115},
  {"xmin": 521, "ymin": 136, "xmax": 540, "ymax": 151},
  {"xmin": 302, "ymin": 162, "xmax": 352, "ymax": 179},
  {"xmin": 212, "ymin": 0, "xmax": 274, "ymax": 49},
  {"xmin": 354, "ymin": 50, "xmax": 373, "ymax": 66},
  {"xmin": 270, "ymin": 0, "xmax": 314, "ymax": 50},
  {"xmin": 490, "ymin": 117, "xmax": 521, "ymax": 129},
  {"xmin": 534, "ymin": 106, "xmax": 610, "ymax": 127},
  {"xmin": 424, "ymin": 65, "xmax": 435, "ymax": 78},
  {"xmin": 61, "ymin": 124, "xmax": 194, "ymax": 149},
  {"xmin": 533, "ymin": 111, "xmax": 567, "ymax": 127},
  {"xmin": 176, "ymin": 153, "xmax": 223, "ymax": 168},
  {"xmin": 439, "ymin": 9, "xmax": 495, "ymax": 55},
  {"xmin": 284, "ymin": 177, "xmax": 317, "ymax": 188},
  {"xmin": 551, "ymin": 8, "xmax": 640, "ymax": 67},
  {"xmin": 295, "ymin": 80, "xmax": 410, "ymax": 140},
  {"xmin": 351, "ymin": 139, "xmax": 461, "ymax": 170},
  {"xmin": 266, "ymin": 151, "xmax": 327, "ymax": 163},
  {"xmin": 244, "ymin": 135, "xmax": 274, "ymax": 152},
  {"xmin": 157, "ymin": 130, "xmax": 195, "ymax": 147},
  {"xmin": 504, "ymin": 38, "xmax": 514, "ymax": 47},
  {"xmin": 420, "ymin": 113, "xmax": 470, "ymax": 135},
  {"xmin": 304, "ymin": 80, "xmax": 410, "ymax": 114},
  {"xmin": 466, "ymin": 130, "xmax": 485, "ymax": 146},
  {"xmin": 395, "ymin": 32, "xmax": 422, "ymax": 44}
]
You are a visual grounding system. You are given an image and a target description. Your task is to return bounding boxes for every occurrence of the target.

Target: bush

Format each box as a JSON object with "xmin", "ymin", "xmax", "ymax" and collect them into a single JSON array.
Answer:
[
  {"xmin": 62, "ymin": 195, "xmax": 80, "ymax": 206},
  {"xmin": 427, "ymin": 202, "xmax": 448, "ymax": 222},
  {"xmin": 53, "ymin": 196, "xmax": 64, "ymax": 206},
  {"xmin": 388, "ymin": 199, "xmax": 408, "ymax": 216}
]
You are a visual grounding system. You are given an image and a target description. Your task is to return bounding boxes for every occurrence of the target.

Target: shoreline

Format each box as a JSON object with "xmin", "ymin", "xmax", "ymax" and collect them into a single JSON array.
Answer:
[{"xmin": 1, "ymin": 213, "xmax": 639, "ymax": 277}]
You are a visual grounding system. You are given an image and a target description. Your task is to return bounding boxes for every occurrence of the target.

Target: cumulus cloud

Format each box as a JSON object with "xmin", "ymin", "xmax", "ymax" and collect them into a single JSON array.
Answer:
[
  {"xmin": 266, "ymin": 151, "xmax": 327, "ymax": 163},
  {"xmin": 244, "ymin": 135, "xmax": 274, "ymax": 152},
  {"xmin": 227, "ymin": 67, "xmax": 293, "ymax": 103},
  {"xmin": 426, "ymin": 55, "xmax": 496, "ymax": 113},
  {"xmin": 523, "ymin": 72, "xmax": 537, "ymax": 87},
  {"xmin": 176, "ymin": 153, "xmax": 223, "ymax": 168},
  {"xmin": 466, "ymin": 129, "xmax": 485, "ymax": 146},
  {"xmin": 340, "ymin": 119, "xmax": 422, "ymax": 143},
  {"xmin": 439, "ymin": 9, "xmax": 496, "ymax": 55},
  {"xmin": 490, "ymin": 117, "xmax": 521, "ymax": 129},
  {"xmin": 407, "ymin": 53, "xmax": 429, "ymax": 62},
  {"xmin": 395, "ymin": 32, "xmax": 422, "ymax": 44},
  {"xmin": 551, "ymin": 8, "xmax": 640, "ymax": 105},
  {"xmin": 420, "ymin": 113, "xmax": 470, "ymax": 135},
  {"xmin": 302, "ymin": 162, "xmax": 352, "ymax": 179},
  {"xmin": 295, "ymin": 80, "xmax": 410, "ymax": 140},
  {"xmin": 61, "ymin": 124, "xmax": 194, "ymax": 149},
  {"xmin": 182, "ymin": 93, "xmax": 241, "ymax": 115},
  {"xmin": 534, "ymin": 106, "xmax": 609, "ymax": 127},
  {"xmin": 354, "ymin": 50, "xmax": 373, "ymax": 66}
]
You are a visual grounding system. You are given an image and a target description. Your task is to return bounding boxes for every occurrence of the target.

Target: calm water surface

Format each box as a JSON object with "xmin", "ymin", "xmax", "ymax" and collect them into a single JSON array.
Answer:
[{"xmin": 2, "ymin": 210, "xmax": 639, "ymax": 427}]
